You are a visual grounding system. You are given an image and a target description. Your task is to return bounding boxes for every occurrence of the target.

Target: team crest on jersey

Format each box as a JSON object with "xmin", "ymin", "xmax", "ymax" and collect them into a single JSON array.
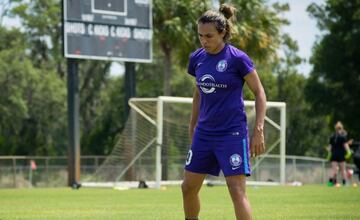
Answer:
[
  {"xmin": 229, "ymin": 154, "xmax": 242, "ymax": 167},
  {"xmin": 216, "ymin": 60, "xmax": 227, "ymax": 72}
]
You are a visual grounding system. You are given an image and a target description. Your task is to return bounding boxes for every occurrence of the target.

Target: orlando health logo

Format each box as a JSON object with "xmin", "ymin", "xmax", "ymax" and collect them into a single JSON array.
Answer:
[{"xmin": 197, "ymin": 74, "xmax": 227, "ymax": 94}]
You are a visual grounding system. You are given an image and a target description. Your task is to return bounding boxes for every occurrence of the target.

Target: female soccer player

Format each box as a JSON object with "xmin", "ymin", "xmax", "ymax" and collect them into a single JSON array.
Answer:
[
  {"xmin": 181, "ymin": 4, "xmax": 266, "ymax": 220},
  {"xmin": 327, "ymin": 121, "xmax": 351, "ymax": 186}
]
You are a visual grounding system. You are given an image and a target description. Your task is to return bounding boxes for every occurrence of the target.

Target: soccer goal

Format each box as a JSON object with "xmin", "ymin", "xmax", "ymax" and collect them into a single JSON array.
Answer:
[{"xmin": 83, "ymin": 96, "xmax": 286, "ymax": 188}]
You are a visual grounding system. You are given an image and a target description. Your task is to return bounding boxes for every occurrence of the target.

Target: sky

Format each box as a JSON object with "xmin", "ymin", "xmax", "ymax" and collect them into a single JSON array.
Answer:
[{"xmin": 1, "ymin": 0, "xmax": 325, "ymax": 77}]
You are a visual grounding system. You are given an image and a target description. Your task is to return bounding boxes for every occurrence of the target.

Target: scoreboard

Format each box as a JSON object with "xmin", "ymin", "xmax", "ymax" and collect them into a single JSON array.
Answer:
[{"xmin": 63, "ymin": 0, "xmax": 152, "ymax": 62}]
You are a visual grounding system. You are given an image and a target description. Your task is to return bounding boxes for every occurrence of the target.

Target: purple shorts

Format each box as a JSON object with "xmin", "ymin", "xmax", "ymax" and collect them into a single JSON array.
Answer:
[{"xmin": 185, "ymin": 133, "xmax": 251, "ymax": 177}]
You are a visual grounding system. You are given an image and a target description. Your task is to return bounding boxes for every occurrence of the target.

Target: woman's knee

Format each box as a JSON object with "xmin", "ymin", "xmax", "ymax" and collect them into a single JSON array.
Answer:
[
  {"xmin": 228, "ymin": 183, "xmax": 246, "ymax": 197},
  {"xmin": 226, "ymin": 176, "xmax": 247, "ymax": 199},
  {"xmin": 181, "ymin": 181, "xmax": 200, "ymax": 196},
  {"xmin": 182, "ymin": 171, "xmax": 206, "ymax": 196}
]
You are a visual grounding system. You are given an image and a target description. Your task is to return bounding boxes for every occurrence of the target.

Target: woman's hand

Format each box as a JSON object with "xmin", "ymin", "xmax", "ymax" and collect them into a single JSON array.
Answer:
[{"xmin": 250, "ymin": 126, "xmax": 265, "ymax": 157}]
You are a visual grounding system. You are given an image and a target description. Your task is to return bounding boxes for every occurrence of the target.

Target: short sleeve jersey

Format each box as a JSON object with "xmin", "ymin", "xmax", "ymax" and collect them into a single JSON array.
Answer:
[
  {"xmin": 329, "ymin": 133, "xmax": 347, "ymax": 155},
  {"xmin": 188, "ymin": 44, "xmax": 255, "ymax": 137}
]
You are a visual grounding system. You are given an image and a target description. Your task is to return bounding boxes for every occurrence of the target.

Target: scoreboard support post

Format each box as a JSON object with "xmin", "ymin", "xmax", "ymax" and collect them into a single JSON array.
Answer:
[
  {"xmin": 67, "ymin": 58, "xmax": 81, "ymax": 188},
  {"xmin": 124, "ymin": 62, "xmax": 136, "ymax": 120},
  {"xmin": 124, "ymin": 62, "xmax": 136, "ymax": 180}
]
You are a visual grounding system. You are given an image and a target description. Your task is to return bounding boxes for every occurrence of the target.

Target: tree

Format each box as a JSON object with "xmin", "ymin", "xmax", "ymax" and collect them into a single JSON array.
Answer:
[
  {"xmin": 230, "ymin": 0, "xmax": 288, "ymax": 63},
  {"xmin": 81, "ymin": 76, "xmax": 126, "ymax": 155},
  {"xmin": 227, "ymin": 0, "xmax": 289, "ymax": 101},
  {"xmin": 10, "ymin": 0, "xmax": 116, "ymax": 155},
  {"xmin": 0, "ymin": 27, "xmax": 67, "ymax": 155},
  {"xmin": 10, "ymin": 0, "xmax": 65, "ymax": 76},
  {"xmin": 306, "ymin": 0, "xmax": 360, "ymax": 138},
  {"xmin": 275, "ymin": 34, "xmax": 329, "ymax": 156},
  {"xmin": 153, "ymin": 0, "xmax": 209, "ymax": 96},
  {"xmin": 78, "ymin": 61, "xmax": 112, "ymax": 152}
]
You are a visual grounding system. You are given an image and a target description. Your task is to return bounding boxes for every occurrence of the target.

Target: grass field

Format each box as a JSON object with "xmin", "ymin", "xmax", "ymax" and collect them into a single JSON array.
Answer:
[{"xmin": 0, "ymin": 185, "xmax": 359, "ymax": 220}]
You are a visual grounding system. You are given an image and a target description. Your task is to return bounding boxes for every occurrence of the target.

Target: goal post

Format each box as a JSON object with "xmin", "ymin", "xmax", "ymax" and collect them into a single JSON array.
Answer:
[{"xmin": 83, "ymin": 96, "xmax": 286, "ymax": 188}]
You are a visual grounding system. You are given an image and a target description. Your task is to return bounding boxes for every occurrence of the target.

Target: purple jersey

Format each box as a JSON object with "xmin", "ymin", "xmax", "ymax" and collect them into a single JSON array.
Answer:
[{"xmin": 188, "ymin": 44, "xmax": 254, "ymax": 139}]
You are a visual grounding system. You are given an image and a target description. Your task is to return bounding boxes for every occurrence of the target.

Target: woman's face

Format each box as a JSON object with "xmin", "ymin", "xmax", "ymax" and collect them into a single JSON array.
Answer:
[
  {"xmin": 335, "ymin": 126, "xmax": 343, "ymax": 134},
  {"xmin": 197, "ymin": 22, "xmax": 225, "ymax": 54}
]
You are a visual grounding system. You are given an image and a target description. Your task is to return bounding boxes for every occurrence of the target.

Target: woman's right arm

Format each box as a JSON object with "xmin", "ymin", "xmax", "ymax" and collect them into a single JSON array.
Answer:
[{"xmin": 189, "ymin": 87, "xmax": 200, "ymax": 143}]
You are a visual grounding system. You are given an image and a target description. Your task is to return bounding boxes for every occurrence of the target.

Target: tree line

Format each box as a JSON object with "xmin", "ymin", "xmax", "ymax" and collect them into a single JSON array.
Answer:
[{"xmin": 0, "ymin": 0, "xmax": 358, "ymax": 158}]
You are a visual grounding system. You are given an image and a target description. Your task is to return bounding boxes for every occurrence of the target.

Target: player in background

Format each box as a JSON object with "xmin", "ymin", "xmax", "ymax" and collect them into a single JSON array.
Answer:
[
  {"xmin": 327, "ymin": 121, "xmax": 351, "ymax": 186},
  {"xmin": 181, "ymin": 4, "xmax": 266, "ymax": 220}
]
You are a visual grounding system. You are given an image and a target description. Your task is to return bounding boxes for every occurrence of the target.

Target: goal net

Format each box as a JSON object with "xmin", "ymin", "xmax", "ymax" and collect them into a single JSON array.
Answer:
[{"xmin": 83, "ymin": 96, "xmax": 286, "ymax": 188}]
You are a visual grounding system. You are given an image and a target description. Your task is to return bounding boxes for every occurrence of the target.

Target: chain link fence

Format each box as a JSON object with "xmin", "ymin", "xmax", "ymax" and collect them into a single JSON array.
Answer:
[{"xmin": 0, "ymin": 155, "xmax": 357, "ymax": 188}]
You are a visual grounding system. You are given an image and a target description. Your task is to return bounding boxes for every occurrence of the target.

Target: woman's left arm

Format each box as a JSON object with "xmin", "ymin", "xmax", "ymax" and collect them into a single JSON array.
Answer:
[{"xmin": 244, "ymin": 70, "xmax": 267, "ymax": 157}]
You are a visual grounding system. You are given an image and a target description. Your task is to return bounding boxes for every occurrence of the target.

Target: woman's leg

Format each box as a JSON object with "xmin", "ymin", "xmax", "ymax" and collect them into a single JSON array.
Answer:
[
  {"xmin": 182, "ymin": 170, "xmax": 207, "ymax": 219},
  {"xmin": 331, "ymin": 161, "xmax": 338, "ymax": 183},
  {"xmin": 225, "ymin": 175, "xmax": 252, "ymax": 220},
  {"xmin": 339, "ymin": 161, "xmax": 347, "ymax": 184}
]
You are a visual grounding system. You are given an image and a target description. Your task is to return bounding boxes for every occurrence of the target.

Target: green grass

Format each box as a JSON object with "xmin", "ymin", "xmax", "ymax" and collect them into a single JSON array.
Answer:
[{"xmin": 0, "ymin": 185, "xmax": 359, "ymax": 220}]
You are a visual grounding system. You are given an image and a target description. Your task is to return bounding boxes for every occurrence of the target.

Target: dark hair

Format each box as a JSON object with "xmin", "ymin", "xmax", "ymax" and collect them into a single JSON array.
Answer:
[{"xmin": 197, "ymin": 4, "xmax": 236, "ymax": 42}]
